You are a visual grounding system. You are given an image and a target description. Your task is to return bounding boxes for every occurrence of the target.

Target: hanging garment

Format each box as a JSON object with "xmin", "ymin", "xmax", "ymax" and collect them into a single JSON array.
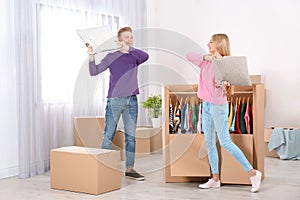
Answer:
[
  {"xmin": 228, "ymin": 101, "xmax": 234, "ymax": 129},
  {"xmin": 169, "ymin": 99, "xmax": 175, "ymax": 134},
  {"xmin": 184, "ymin": 103, "xmax": 190, "ymax": 133},
  {"xmin": 229, "ymin": 102, "xmax": 237, "ymax": 132},
  {"xmin": 180, "ymin": 103, "xmax": 187, "ymax": 133},
  {"xmin": 197, "ymin": 103, "xmax": 202, "ymax": 133},
  {"xmin": 174, "ymin": 102, "xmax": 181, "ymax": 132},
  {"xmin": 189, "ymin": 104, "xmax": 194, "ymax": 133},
  {"xmin": 239, "ymin": 102, "xmax": 247, "ymax": 134},
  {"xmin": 244, "ymin": 100, "xmax": 251, "ymax": 134},
  {"xmin": 249, "ymin": 102, "xmax": 253, "ymax": 134},
  {"xmin": 192, "ymin": 103, "xmax": 199, "ymax": 133},
  {"xmin": 235, "ymin": 101, "xmax": 242, "ymax": 134}
]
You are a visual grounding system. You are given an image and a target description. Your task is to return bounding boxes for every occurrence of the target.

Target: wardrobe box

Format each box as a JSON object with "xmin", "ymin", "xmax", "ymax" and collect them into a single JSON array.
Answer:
[
  {"xmin": 50, "ymin": 146, "xmax": 121, "ymax": 195},
  {"xmin": 169, "ymin": 134, "xmax": 211, "ymax": 177},
  {"xmin": 264, "ymin": 128, "xmax": 279, "ymax": 158},
  {"xmin": 220, "ymin": 134, "xmax": 253, "ymax": 184}
]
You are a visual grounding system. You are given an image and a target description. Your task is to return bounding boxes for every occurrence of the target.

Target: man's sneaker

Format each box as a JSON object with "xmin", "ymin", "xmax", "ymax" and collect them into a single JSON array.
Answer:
[
  {"xmin": 125, "ymin": 169, "xmax": 145, "ymax": 181},
  {"xmin": 198, "ymin": 178, "xmax": 221, "ymax": 189},
  {"xmin": 250, "ymin": 170, "xmax": 262, "ymax": 193}
]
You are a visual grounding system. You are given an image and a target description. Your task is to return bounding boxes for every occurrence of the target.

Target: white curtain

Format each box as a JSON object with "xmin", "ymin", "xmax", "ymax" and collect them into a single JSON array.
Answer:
[{"xmin": 14, "ymin": 0, "xmax": 147, "ymax": 178}]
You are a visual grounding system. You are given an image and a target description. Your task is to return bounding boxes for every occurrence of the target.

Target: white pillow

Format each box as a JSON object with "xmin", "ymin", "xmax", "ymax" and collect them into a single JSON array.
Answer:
[
  {"xmin": 76, "ymin": 25, "xmax": 115, "ymax": 54},
  {"xmin": 212, "ymin": 56, "xmax": 252, "ymax": 86}
]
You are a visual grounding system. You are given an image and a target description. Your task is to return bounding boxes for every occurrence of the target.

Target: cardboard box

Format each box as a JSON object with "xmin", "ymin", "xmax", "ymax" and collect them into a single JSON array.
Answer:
[
  {"xmin": 50, "ymin": 146, "xmax": 121, "ymax": 195},
  {"xmin": 114, "ymin": 128, "xmax": 151, "ymax": 160},
  {"xmin": 249, "ymin": 74, "xmax": 262, "ymax": 84},
  {"xmin": 264, "ymin": 128, "xmax": 279, "ymax": 158},
  {"xmin": 74, "ymin": 116, "xmax": 105, "ymax": 148},
  {"xmin": 220, "ymin": 134, "xmax": 253, "ymax": 185},
  {"xmin": 169, "ymin": 134, "xmax": 211, "ymax": 177},
  {"xmin": 74, "ymin": 116, "xmax": 124, "ymax": 160},
  {"xmin": 149, "ymin": 127, "xmax": 163, "ymax": 153},
  {"xmin": 136, "ymin": 128, "xmax": 151, "ymax": 156}
]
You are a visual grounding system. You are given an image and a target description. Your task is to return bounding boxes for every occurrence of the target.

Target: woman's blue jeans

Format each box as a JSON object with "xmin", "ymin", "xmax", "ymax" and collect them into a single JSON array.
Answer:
[
  {"xmin": 202, "ymin": 101, "xmax": 253, "ymax": 174},
  {"xmin": 102, "ymin": 95, "xmax": 137, "ymax": 168}
]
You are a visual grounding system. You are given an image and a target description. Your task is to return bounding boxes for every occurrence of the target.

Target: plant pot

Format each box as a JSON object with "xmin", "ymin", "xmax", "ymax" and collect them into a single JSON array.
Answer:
[{"xmin": 151, "ymin": 117, "xmax": 161, "ymax": 128}]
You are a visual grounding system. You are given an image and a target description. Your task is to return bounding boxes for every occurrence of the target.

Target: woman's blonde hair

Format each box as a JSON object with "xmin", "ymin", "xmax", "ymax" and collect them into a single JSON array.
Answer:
[{"xmin": 211, "ymin": 34, "xmax": 231, "ymax": 56}]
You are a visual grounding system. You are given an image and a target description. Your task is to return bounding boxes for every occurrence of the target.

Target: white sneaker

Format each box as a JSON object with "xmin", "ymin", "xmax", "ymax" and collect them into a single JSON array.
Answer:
[
  {"xmin": 250, "ymin": 170, "xmax": 262, "ymax": 193},
  {"xmin": 198, "ymin": 178, "xmax": 221, "ymax": 189}
]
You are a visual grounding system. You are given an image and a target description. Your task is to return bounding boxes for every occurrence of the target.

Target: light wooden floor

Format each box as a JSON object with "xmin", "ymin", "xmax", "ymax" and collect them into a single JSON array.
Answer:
[{"xmin": 0, "ymin": 154, "xmax": 299, "ymax": 200}]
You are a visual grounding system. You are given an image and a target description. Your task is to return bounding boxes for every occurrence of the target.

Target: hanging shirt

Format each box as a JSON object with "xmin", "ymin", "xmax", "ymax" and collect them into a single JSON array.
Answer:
[
  {"xmin": 235, "ymin": 103, "xmax": 242, "ymax": 134},
  {"xmin": 228, "ymin": 101, "xmax": 234, "ymax": 129},
  {"xmin": 239, "ymin": 103, "xmax": 247, "ymax": 134},
  {"xmin": 174, "ymin": 102, "xmax": 181, "ymax": 132},
  {"xmin": 181, "ymin": 103, "xmax": 187, "ymax": 134},
  {"xmin": 192, "ymin": 104, "xmax": 199, "ymax": 133},
  {"xmin": 189, "ymin": 105, "xmax": 194, "ymax": 133},
  {"xmin": 249, "ymin": 103, "xmax": 253, "ymax": 134},
  {"xmin": 169, "ymin": 101, "xmax": 175, "ymax": 134},
  {"xmin": 184, "ymin": 103, "xmax": 190, "ymax": 132},
  {"xmin": 229, "ymin": 103, "xmax": 237, "ymax": 132},
  {"xmin": 197, "ymin": 103, "xmax": 202, "ymax": 133},
  {"xmin": 244, "ymin": 102, "xmax": 251, "ymax": 134}
]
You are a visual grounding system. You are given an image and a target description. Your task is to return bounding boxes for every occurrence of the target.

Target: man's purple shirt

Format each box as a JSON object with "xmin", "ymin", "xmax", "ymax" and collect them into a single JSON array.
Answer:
[{"xmin": 89, "ymin": 47, "xmax": 149, "ymax": 98}]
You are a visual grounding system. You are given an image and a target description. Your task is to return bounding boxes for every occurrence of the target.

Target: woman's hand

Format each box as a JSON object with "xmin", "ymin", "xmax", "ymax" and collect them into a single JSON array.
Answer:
[
  {"xmin": 203, "ymin": 54, "xmax": 222, "ymax": 61},
  {"xmin": 221, "ymin": 80, "xmax": 231, "ymax": 87},
  {"xmin": 222, "ymin": 81, "xmax": 234, "ymax": 95}
]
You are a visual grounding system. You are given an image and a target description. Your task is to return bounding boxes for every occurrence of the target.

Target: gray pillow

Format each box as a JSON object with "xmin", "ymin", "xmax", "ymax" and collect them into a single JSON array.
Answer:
[
  {"xmin": 212, "ymin": 56, "xmax": 252, "ymax": 86},
  {"xmin": 76, "ymin": 25, "xmax": 114, "ymax": 54}
]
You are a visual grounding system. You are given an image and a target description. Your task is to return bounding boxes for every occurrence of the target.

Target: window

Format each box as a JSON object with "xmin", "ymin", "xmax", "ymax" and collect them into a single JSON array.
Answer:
[{"xmin": 40, "ymin": 4, "xmax": 120, "ymax": 103}]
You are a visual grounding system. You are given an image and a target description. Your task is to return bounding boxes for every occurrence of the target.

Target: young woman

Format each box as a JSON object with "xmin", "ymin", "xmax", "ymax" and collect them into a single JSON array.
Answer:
[
  {"xmin": 88, "ymin": 27, "xmax": 149, "ymax": 181},
  {"xmin": 186, "ymin": 34, "xmax": 262, "ymax": 192}
]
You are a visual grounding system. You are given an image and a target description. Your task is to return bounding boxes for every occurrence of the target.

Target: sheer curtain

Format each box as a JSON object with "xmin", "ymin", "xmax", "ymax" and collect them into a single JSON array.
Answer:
[{"xmin": 14, "ymin": 0, "xmax": 147, "ymax": 178}]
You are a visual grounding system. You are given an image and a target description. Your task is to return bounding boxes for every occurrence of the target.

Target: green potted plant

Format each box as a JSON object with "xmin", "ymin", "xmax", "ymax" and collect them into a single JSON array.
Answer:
[{"xmin": 143, "ymin": 94, "xmax": 162, "ymax": 127}]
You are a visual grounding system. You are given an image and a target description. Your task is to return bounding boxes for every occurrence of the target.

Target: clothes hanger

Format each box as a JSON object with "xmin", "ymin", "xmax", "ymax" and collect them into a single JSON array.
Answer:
[
  {"xmin": 180, "ymin": 97, "xmax": 183, "ymax": 106},
  {"xmin": 185, "ymin": 97, "xmax": 190, "ymax": 104}
]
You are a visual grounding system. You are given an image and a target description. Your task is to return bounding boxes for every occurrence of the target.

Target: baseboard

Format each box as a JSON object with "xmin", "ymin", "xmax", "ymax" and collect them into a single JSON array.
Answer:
[{"xmin": 0, "ymin": 166, "xmax": 18, "ymax": 179}]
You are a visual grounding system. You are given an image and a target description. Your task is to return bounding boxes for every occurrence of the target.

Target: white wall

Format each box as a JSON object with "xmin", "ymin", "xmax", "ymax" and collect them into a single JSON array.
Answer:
[
  {"xmin": 0, "ymin": 0, "xmax": 18, "ymax": 179},
  {"xmin": 148, "ymin": 0, "xmax": 300, "ymax": 128}
]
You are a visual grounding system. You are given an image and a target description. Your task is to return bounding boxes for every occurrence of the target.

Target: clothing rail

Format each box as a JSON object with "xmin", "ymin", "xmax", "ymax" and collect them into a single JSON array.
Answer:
[{"xmin": 170, "ymin": 92, "xmax": 198, "ymax": 95}]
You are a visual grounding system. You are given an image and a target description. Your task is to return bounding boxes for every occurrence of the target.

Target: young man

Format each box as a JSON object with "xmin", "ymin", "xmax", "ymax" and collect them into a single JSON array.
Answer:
[{"xmin": 88, "ymin": 27, "xmax": 149, "ymax": 180}]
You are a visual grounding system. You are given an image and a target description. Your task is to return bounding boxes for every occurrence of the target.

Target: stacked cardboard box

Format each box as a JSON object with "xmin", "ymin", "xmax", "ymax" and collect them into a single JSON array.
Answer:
[{"xmin": 74, "ymin": 116, "xmax": 125, "ymax": 159}]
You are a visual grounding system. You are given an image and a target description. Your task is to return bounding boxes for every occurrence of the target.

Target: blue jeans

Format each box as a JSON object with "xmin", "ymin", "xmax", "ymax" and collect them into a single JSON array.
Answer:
[
  {"xmin": 202, "ymin": 101, "xmax": 253, "ymax": 174},
  {"xmin": 102, "ymin": 95, "xmax": 137, "ymax": 168}
]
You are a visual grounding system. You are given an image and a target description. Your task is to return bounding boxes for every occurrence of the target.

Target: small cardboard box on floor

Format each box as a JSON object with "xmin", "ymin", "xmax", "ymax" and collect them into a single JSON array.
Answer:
[
  {"xmin": 50, "ymin": 146, "xmax": 121, "ymax": 195},
  {"xmin": 264, "ymin": 128, "xmax": 279, "ymax": 158}
]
